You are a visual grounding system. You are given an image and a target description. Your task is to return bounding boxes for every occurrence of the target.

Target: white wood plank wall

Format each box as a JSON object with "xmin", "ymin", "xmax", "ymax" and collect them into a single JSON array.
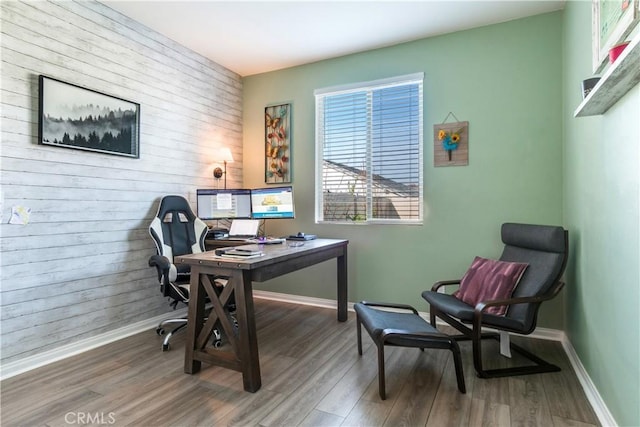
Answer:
[{"xmin": 0, "ymin": 0, "xmax": 243, "ymax": 365}]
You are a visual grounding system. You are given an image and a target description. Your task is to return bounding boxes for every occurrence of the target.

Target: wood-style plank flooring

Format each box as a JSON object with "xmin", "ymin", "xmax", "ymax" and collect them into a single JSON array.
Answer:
[{"xmin": 0, "ymin": 299, "xmax": 600, "ymax": 426}]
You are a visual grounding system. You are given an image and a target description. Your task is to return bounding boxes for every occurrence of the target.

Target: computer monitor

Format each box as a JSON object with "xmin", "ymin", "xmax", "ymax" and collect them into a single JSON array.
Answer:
[
  {"xmin": 196, "ymin": 189, "xmax": 252, "ymax": 220},
  {"xmin": 250, "ymin": 186, "xmax": 295, "ymax": 219}
]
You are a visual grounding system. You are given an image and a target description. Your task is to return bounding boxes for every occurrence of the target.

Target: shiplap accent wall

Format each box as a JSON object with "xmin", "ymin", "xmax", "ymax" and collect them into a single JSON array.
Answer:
[{"xmin": 0, "ymin": 0, "xmax": 243, "ymax": 365}]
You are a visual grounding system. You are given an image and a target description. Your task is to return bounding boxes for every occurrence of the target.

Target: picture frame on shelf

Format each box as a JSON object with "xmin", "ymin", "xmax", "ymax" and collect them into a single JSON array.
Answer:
[
  {"xmin": 592, "ymin": 0, "xmax": 639, "ymax": 73},
  {"xmin": 38, "ymin": 75, "xmax": 140, "ymax": 158},
  {"xmin": 264, "ymin": 103, "xmax": 291, "ymax": 183}
]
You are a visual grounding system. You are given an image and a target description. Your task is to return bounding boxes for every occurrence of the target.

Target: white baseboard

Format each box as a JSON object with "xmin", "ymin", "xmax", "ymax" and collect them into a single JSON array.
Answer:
[
  {"xmin": 253, "ymin": 289, "xmax": 356, "ymax": 310},
  {"xmin": 0, "ymin": 291, "xmax": 616, "ymax": 426},
  {"xmin": 0, "ymin": 308, "xmax": 187, "ymax": 381},
  {"xmin": 560, "ymin": 336, "xmax": 618, "ymax": 426},
  {"xmin": 254, "ymin": 290, "xmax": 564, "ymax": 340}
]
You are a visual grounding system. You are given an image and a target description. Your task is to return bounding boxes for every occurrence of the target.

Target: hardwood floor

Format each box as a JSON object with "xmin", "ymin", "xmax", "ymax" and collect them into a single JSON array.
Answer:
[{"xmin": 0, "ymin": 299, "xmax": 600, "ymax": 426}]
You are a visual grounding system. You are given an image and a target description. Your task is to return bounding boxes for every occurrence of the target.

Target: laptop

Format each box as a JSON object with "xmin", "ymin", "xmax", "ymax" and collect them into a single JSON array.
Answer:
[{"xmin": 225, "ymin": 219, "xmax": 260, "ymax": 240}]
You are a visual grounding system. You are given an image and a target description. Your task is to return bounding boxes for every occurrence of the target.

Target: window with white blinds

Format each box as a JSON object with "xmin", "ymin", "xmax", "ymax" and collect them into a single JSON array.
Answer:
[{"xmin": 314, "ymin": 73, "xmax": 423, "ymax": 224}]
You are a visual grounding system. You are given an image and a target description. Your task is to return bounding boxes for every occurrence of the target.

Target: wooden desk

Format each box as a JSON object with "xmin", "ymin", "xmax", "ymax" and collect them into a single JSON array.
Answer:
[{"xmin": 175, "ymin": 238, "xmax": 349, "ymax": 392}]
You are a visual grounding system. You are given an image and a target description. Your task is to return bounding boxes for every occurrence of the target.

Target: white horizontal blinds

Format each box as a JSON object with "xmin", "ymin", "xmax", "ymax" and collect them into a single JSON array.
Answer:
[
  {"xmin": 319, "ymin": 92, "xmax": 369, "ymax": 221},
  {"xmin": 316, "ymin": 73, "xmax": 423, "ymax": 223},
  {"xmin": 370, "ymin": 83, "xmax": 422, "ymax": 220}
]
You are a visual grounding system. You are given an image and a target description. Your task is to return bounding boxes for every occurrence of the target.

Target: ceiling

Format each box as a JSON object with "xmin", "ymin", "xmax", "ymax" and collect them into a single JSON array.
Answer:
[{"xmin": 103, "ymin": 1, "xmax": 565, "ymax": 77}]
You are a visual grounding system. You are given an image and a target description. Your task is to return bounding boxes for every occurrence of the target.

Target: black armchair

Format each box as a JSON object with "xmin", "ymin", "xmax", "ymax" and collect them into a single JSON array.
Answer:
[{"xmin": 422, "ymin": 223, "xmax": 568, "ymax": 378}]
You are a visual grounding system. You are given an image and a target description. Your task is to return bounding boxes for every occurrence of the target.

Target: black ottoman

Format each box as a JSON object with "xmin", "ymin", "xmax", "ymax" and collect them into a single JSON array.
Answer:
[{"xmin": 354, "ymin": 301, "xmax": 466, "ymax": 399}]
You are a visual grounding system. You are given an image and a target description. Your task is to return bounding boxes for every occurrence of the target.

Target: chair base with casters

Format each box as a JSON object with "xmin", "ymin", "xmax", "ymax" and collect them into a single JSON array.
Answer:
[
  {"xmin": 155, "ymin": 314, "xmax": 223, "ymax": 351},
  {"xmin": 156, "ymin": 317, "xmax": 187, "ymax": 351},
  {"xmin": 153, "ymin": 278, "xmax": 238, "ymax": 352},
  {"xmin": 354, "ymin": 301, "xmax": 466, "ymax": 400}
]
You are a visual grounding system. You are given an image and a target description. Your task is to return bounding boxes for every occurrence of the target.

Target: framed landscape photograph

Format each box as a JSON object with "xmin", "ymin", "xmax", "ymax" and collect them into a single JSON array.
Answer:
[
  {"xmin": 592, "ymin": 0, "xmax": 639, "ymax": 72},
  {"xmin": 38, "ymin": 75, "xmax": 140, "ymax": 158}
]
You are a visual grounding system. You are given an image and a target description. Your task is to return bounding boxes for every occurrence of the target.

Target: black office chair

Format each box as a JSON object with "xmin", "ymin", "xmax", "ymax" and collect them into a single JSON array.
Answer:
[
  {"xmin": 422, "ymin": 222, "xmax": 568, "ymax": 378},
  {"xmin": 148, "ymin": 195, "xmax": 228, "ymax": 351}
]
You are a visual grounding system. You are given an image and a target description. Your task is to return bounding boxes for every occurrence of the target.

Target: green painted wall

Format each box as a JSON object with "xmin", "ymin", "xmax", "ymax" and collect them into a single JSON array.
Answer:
[
  {"xmin": 242, "ymin": 12, "xmax": 564, "ymax": 328},
  {"xmin": 240, "ymin": 5, "xmax": 640, "ymax": 425},
  {"xmin": 562, "ymin": 2, "xmax": 640, "ymax": 426}
]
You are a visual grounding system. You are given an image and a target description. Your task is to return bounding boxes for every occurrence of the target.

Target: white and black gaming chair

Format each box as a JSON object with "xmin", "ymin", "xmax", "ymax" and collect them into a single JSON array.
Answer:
[{"xmin": 148, "ymin": 195, "xmax": 223, "ymax": 351}]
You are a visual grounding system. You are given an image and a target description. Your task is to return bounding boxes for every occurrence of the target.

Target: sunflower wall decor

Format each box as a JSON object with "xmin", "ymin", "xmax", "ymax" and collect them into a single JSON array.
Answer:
[
  {"xmin": 434, "ymin": 120, "xmax": 469, "ymax": 167},
  {"xmin": 265, "ymin": 103, "xmax": 291, "ymax": 183}
]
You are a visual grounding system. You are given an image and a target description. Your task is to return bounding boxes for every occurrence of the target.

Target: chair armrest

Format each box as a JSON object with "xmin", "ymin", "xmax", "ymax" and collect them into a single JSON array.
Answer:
[
  {"xmin": 360, "ymin": 301, "xmax": 419, "ymax": 315},
  {"xmin": 148, "ymin": 255, "xmax": 172, "ymax": 284},
  {"xmin": 473, "ymin": 280, "xmax": 566, "ymax": 330},
  {"xmin": 431, "ymin": 279, "xmax": 461, "ymax": 292},
  {"xmin": 149, "ymin": 254, "xmax": 171, "ymax": 271},
  {"xmin": 474, "ymin": 280, "xmax": 565, "ymax": 313}
]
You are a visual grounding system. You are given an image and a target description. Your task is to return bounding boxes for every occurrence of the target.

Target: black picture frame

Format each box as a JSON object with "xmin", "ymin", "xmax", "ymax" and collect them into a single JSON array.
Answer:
[{"xmin": 38, "ymin": 75, "xmax": 140, "ymax": 158}]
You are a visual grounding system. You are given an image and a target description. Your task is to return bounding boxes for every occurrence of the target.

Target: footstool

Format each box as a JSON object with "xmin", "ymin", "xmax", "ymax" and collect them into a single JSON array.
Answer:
[{"xmin": 354, "ymin": 301, "xmax": 466, "ymax": 399}]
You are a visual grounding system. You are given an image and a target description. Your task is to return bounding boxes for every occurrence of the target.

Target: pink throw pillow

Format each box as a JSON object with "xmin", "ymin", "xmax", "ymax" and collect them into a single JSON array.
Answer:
[{"xmin": 453, "ymin": 256, "xmax": 528, "ymax": 316}]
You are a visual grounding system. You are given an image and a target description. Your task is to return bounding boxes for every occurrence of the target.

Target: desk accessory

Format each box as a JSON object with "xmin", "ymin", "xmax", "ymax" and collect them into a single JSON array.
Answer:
[
  {"xmin": 214, "ymin": 247, "xmax": 235, "ymax": 256},
  {"xmin": 581, "ymin": 77, "xmax": 600, "ymax": 99},
  {"xmin": 220, "ymin": 252, "xmax": 264, "ymax": 259},
  {"xmin": 287, "ymin": 233, "xmax": 316, "ymax": 241},
  {"xmin": 609, "ymin": 41, "xmax": 630, "ymax": 64},
  {"xmin": 228, "ymin": 248, "xmax": 262, "ymax": 256},
  {"xmin": 208, "ymin": 228, "xmax": 229, "ymax": 239},
  {"xmin": 218, "ymin": 248, "xmax": 264, "ymax": 259},
  {"xmin": 248, "ymin": 237, "xmax": 285, "ymax": 244}
]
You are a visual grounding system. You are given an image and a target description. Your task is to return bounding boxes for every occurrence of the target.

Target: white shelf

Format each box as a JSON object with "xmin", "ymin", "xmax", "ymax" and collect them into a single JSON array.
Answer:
[{"xmin": 574, "ymin": 31, "xmax": 640, "ymax": 117}]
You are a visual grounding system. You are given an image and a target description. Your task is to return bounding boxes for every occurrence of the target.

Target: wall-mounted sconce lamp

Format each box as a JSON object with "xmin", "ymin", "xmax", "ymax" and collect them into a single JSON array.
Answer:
[{"xmin": 213, "ymin": 147, "xmax": 234, "ymax": 189}]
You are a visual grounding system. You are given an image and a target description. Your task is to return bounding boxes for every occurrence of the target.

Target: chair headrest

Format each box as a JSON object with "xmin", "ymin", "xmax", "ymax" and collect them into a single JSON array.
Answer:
[
  {"xmin": 501, "ymin": 223, "xmax": 566, "ymax": 254},
  {"xmin": 156, "ymin": 195, "xmax": 196, "ymax": 221}
]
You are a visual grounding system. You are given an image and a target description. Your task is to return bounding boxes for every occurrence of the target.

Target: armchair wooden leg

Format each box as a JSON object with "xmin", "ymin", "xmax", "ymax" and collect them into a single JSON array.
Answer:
[
  {"xmin": 435, "ymin": 308, "xmax": 560, "ymax": 378},
  {"xmin": 430, "ymin": 311, "xmax": 436, "ymax": 328},
  {"xmin": 377, "ymin": 343, "xmax": 386, "ymax": 400},
  {"xmin": 356, "ymin": 316, "xmax": 363, "ymax": 356},
  {"xmin": 450, "ymin": 340, "xmax": 466, "ymax": 393},
  {"xmin": 473, "ymin": 332, "xmax": 561, "ymax": 378}
]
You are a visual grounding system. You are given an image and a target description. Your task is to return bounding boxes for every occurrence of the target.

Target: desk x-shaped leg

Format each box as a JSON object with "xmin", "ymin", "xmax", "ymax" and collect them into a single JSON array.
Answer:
[{"xmin": 184, "ymin": 266, "xmax": 261, "ymax": 392}]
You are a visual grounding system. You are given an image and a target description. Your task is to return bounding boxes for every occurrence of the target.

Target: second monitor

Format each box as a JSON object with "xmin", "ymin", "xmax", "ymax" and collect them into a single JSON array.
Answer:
[{"xmin": 250, "ymin": 186, "xmax": 295, "ymax": 219}]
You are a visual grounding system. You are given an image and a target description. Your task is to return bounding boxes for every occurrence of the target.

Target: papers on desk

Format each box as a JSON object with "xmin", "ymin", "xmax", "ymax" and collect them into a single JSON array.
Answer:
[
  {"xmin": 218, "ymin": 248, "xmax": 264, "ymax": 259},
  {"xmin": 246, "ymin": 237, "xmax": 285, "ymax": 244}
]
